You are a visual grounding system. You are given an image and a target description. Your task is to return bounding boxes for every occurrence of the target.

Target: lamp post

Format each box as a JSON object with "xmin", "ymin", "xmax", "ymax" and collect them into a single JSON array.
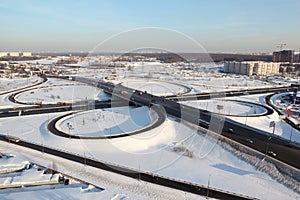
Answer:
[
  {"xmin": 269, "ymin": 121, "xmax": 276, "ymax": 134},
  {"xmin": 289, "ymin": 128, "xmax": 293, "ymax": 143},
  {"xmin": 207, "ymin": 174, "xmax": 211, "ymax": 197},
  {"xmin": 265, "ymin": 137, "xmax": 272, "ymax": 156}
]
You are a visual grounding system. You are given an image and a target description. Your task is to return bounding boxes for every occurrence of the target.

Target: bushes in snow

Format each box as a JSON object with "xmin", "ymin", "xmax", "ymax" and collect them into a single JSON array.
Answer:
[{"xmin": 173, "ymin": 146, "xmax": 194, "ymax": 158}]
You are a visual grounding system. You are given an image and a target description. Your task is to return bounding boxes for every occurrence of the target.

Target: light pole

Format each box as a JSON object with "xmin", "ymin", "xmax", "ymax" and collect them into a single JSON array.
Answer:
[
  {"xmin": 245, "ymin": 114, "xmax": 248, "ymax": 126},
  {"xmin": 289, "ymin": 128, "xmax": 293, "ymax": 143},
  {"xmin": 207, "ymin": 174, "xmax": 211, "ymax": 198},
  {"xmin": 265, "ymin": 137, "xmax": 272, "ymax": 156}
]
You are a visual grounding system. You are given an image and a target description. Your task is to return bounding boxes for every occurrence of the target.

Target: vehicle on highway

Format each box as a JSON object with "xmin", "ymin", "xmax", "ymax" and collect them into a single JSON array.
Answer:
[
  {"xmin": 6, "ymin": 136, "xmax": 20, "ymax": 143},
  {"xmin": 267, "ymin": 151, "xmax": 277, "ymax": 157},
  {"xmin": 198, "ymin": 119, "xmax": 210, "ymax": 128},
  {"xmin": 120, "ymin": 91, "xmax": 128, "ymax": 95},
  {"xmin": 245, "ymin": 138, "xmax": 254, "ymax": 144},
  {"xmin": 228, "ymin": 128, "xmax": 234, "ymax": 133}
]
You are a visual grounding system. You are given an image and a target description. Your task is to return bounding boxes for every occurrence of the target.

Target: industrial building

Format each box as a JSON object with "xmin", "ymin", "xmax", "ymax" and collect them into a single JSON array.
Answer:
[{"xmin": 224, "ymin": 61, "xmax": 280, "ymax": 76}]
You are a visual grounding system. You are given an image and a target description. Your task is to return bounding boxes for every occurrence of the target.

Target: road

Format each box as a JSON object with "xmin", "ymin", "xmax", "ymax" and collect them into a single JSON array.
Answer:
[
  {"xmin": 1, "ymin": 75, "xmax": 299, "ymax": 198},
  {"xmin": 0, "ymin": 75, "xmax": 47, "ymax": 96},
  {"xmin": 0, "ymin": 100, "xmax": 116, "ymax": 118},
  {"xmin": 166, "ymin": 85, "xmax": 294, "ymax": 101},
  {"xmin": 0, "ymin": 134, "xmax": 256, "ymax": 200},
  {"xmin": 68, "ymin": 76, "xmax": 300, "ymax": 170},
  {"xmin": 47, "ymin": 104, "xmax": 167, "ymax": 139}
]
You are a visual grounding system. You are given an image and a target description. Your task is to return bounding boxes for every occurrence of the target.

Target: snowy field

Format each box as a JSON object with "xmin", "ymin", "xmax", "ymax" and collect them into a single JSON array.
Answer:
[
  {"xmin": 69, "ymin": 62, "xmax": 280, "ymax": 96},
  {"xmin": 0, "ymin": 153, "xmax": 104, "ymax": 200},
  {"xmin": 0, "ymin": 144, "xmax": 205, "ymax": 200},
  {"xmin": 15, "ymin": 85, "xmax": 108, "ymax": 104},
  {"xmin": 1, "ymin": 62, "xmax": 300, "ymax": 199},
  {"xmin": 181, "ymin": 99, "xmax": 267, "ymax": 116},
  {"xmin": 14, "ymin": 59, "xmax": 58, "ymax": 65},
  {"xmin": 270, "ymin": 92, "xmax": 300, "ymax": 110},
  {"xmin": 0, "ymin": 112, "xmax": 298, "ymax": 199},
  {"xmin": 0, "ymin": 76, "xmax": 42, "ymax": 94},
  {"xmin": 57, "ymin": 106, "xmax": 158, "ymax": 137},
  {"xmin": 226, "ymin": 94, "xmax": 300, "ymax": 143},
  {"xmin": 0, "ymin": 77, "xmax": 110, "ymax": 108},
  {"xmin": 121, "ymin": 79, "xmax": 189, "ymax": 96},
  {"xmin": 270, "ymin": 92, "xmax": 300, "ymax": 124}
]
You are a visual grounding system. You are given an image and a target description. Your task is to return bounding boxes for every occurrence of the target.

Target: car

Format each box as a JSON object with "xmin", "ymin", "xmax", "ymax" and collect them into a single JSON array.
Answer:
[
  {"xmin": 228, "ymin": 128, "xmax": 234, "ymax": 133},
  {"xmin": 245, "ymin": 138, "xmax": 253, "ymax": 144},
  {"xmin": 267, "ymin": 151, "xmax": 277, "ymax": 157}
]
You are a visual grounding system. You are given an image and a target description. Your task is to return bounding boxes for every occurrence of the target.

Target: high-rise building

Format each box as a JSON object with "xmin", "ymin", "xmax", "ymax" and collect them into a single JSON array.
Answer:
[
  {"xmin": 294, "ymin": 52, "xmax": 300, "ymax": 63},
  {"xmin": 224, "ymin": 61, "xmax": 280, "ymax": 76},
  {"xmin": 273, "ymin": 50, "xmax": 294, "ymax": 62},
  {"xmin": 21, "ymin": 52, "xmax": 32, "ymax": 57},
  {"xmin": 9, "ymin": 52, "xmax": 20, "ymax": 57},
  {"xmin": 0, "ymin": 52, "xmax": 8, "ymax": 57}
]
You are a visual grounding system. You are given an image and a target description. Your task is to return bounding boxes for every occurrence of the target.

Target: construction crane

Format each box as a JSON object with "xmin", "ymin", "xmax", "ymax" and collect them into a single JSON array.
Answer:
[{"xmin": 276, "ymin": 43, "xmax": 286, "ymax": 51}]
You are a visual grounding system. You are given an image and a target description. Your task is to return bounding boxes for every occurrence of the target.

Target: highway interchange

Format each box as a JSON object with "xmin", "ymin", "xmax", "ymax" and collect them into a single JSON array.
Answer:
[
  {"xmin": 0, "ymin": 75, "xmax": 300, "ymax": 199},
  {"xmin": 75, "ymin": 76, "xmax": 300, "ymax": 170}
]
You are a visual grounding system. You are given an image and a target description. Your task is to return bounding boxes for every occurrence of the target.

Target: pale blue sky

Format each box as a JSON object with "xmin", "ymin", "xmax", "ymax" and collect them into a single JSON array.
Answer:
[{"xmin": 0, "ymin": 0, "xmax": 299, "ymax": 53}]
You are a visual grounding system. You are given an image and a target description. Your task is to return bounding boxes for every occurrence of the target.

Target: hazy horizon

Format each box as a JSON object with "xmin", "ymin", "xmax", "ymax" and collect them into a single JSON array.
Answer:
[{"xmin": 1, "ymin": 0, "xmax": 299, "ymax": 53}]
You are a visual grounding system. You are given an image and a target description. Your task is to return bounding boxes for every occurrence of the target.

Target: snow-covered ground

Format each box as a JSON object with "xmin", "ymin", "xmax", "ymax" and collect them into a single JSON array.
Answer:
[
  {"xmin": 0, "ymin": 111, "xmax": 298, "ymax": 199},
  {"xmin": 0, "ymin": 143, "xmax": 205, "ymax": 200},
  {"xmin": 0, "ymin": 76, "xmax": 42, "ymax": 94},
  {"xmin": 224, "ymin": 94, "xmax": 300, "ymax": 143},
  {"xmin": 0, "ymin": 77, "xmax": 110, "ymax": 108},
  {"xmin": 0, "ymin": 153, "xmax": 104, "ymax": 200},
  {"xmin": 1, "ymin": 62, "xmax": 300, "ymax": 199},
  {"xmin": 57, "ymin": 106, "xmax": 158, "ymax": 137},
  {"xmin": 121, "ymin": 79, "xmax": 189, "ymax": 96},
  {"xmin": 181, "ymin": 99, "xmax": 267, "ymax": 116},
  {"xmin": 14, "ymin": 59, "xmax": 58, "ymax": 65},
  {"xmin": 70, "ymin": 62, "xmax": 279, "ymax": 95},
  {"xmin": 270, "ymin": 91, "xmax": 300, "ymax": 124},
  {"xmin": 15, "ymin": 85, "xmax": 107, "ymax": 104}
]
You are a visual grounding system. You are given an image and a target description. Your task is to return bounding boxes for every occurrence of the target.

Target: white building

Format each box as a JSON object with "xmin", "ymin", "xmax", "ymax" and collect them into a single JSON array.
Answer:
[
  {"xmin": 21, "ymin": 52, "xmax": 32, "ymax": 57},
  {"xmin": 0, "ymin": 52, "xmax": 8, "ymax": 57},
  {"xmin": 224, "ymin": 61, "xmax": 280, "ymax": 76},
  {"xmin": 9, "ymin": 52, "xmax": 20, "ymax": 57},
  {"xmin": 294, "ymin": 52, "xmax": 300, "ymax": 63}
]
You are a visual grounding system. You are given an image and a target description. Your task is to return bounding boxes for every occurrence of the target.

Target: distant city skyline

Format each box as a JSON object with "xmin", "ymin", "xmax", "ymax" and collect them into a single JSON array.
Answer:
[{"xmin": 0, "ymin": 0, "xmax": 300, "ymax": 53}]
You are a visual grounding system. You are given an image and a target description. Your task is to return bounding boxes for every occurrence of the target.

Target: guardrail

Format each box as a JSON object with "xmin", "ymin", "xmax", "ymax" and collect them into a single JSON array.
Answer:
[
  {"xmin": 190, "ymin": 122, "xmax": 300, "ymax": 194},
  {"xmin": 0, "ymin": 178, "xmax": 58, "ymax": 190},
  {"xmin": 266, "ymin": 93, "xmax": 300, "ymax": 133},
  {"xmin": 49, "ymin": 104, "xmax": 166, "ymax": 139},
  {"xmin": 0, "ymin": 76, "xmax": 47, "ymax": 96},
  {"xmin": 0, "ymin": 134, "xmax": 257, "ymax": 200}
]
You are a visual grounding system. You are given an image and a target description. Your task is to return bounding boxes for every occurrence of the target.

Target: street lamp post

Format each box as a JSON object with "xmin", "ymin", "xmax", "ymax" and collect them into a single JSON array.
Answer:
[
  {"xmin": 265, "ymin": 137, "xmax": 272, "ymax": 156},
  {"xmin": 207, "ymin": 174, "xmax": 211, "ymax": 197},
  {"xmin": 289, "ymin": 128, "xmax": 293, "ymax": 143}
]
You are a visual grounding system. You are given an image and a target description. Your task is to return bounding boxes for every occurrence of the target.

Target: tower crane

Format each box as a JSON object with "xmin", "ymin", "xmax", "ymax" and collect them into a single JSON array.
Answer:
[{"xmin": 276, "ymin": 43, "xmax": 286, "ymax": 51}]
